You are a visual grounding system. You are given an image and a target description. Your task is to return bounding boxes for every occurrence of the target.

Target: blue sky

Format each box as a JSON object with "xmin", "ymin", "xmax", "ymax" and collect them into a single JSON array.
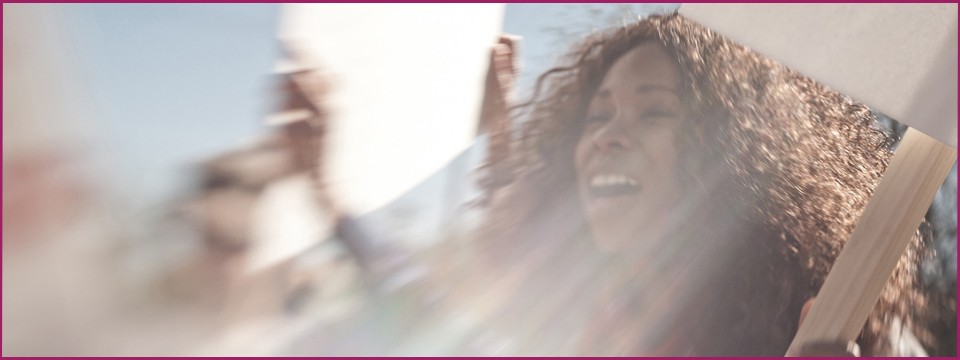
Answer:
[{"xmin": 63, "ymin": 4, "xmax": 282, "ymax": 207}]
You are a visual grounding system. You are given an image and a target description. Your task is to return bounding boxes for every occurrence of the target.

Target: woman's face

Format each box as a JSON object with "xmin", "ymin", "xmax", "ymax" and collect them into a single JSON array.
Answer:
[{"xmin": 574, "ymin": 43, "xmax": 687, "ymax": 252}]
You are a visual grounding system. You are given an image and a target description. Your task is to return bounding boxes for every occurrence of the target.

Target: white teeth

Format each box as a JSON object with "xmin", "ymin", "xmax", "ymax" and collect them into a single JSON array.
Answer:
[
  {"xmin": 590, "ymin": 176, "xmax": 602, "ymax": 187},
  {"xmin": 589, "ymin": 174, "xmax": 638, "ymax": 187}
]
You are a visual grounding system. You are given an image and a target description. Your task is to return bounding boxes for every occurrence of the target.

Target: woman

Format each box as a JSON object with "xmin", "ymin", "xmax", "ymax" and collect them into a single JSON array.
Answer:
[{"xmin": 472, "ymin": 13, "xmax": 935, "ymax": 356}]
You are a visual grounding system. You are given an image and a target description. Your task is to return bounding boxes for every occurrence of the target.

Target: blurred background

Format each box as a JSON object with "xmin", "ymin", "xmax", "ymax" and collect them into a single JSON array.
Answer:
[{"xmin": 3, "ymin": 3, "xmax": 955, "ymax": 356}]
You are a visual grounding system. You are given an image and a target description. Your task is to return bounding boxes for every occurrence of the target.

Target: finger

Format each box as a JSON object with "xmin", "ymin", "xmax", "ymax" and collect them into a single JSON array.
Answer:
[
  {"xmin": 491, "ymin": 44, "xmax": 515, "ymax": 95},
  {"xmin": 495, "ymin": 34, "xmax": 521, "ymax": 79},
  {"xmin": 497, "ymin": 34, "xmax": 521, "ymax": 64},
  {"xmin": 799, "ymin": 298, "xmax": 816, "ymax": 329}
]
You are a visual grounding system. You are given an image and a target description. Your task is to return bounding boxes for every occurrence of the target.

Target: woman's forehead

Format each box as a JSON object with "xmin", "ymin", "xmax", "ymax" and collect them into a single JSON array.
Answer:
[{"xmin": 600, "ymin": 43, "xmax": 680, "ymax": 91}]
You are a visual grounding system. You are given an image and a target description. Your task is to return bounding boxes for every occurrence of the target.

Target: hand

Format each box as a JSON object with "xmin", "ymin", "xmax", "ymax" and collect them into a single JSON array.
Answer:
[
  {"xmin": 478, "ymin": 35, "xmax": 521, "ymax": 194},
  {"xmin": 270, "ymin": 44, "xmax": 346, "ymax": 219},
  {"xmin": 794, "ymin": 298, "xmax": 861, "ymax": 357},
  {"xmin": 478, "ymin": 35, "xmax": 520, "ymax": 136}
]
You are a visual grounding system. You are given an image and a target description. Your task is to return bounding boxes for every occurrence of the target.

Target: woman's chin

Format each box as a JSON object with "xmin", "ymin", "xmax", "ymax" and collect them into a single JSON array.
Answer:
[
  {"xmin": 591, "ymin": 234, "xmax": 628, "ymax": 254},
  {"xmin": 590, "ymin": 225, "xmax": 645, "ymax": 254},
  {"xmin": 588, "ymin": 218, "xmax": 667, "ymax": 257}
]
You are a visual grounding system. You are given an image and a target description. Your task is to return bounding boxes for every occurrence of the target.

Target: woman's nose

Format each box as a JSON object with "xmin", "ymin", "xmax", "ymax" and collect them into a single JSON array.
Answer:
[{"xmin": 593, "ymin": 118, "xmax": 631, "ymax": 152}]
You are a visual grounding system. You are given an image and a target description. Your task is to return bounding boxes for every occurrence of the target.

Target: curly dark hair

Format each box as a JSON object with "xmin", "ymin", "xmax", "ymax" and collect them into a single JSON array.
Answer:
[{"xmin": 476, "ymin": 13, "xmax": 934, "ymax": 356}]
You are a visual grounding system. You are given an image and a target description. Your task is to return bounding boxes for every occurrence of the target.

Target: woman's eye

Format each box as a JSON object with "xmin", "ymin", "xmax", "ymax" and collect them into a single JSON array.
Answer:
[
  {"xmin": 639, "ymin": 110, "xmax": 675, "ymax": 125},
  {"xmin": 586, "ymin": 114, "xmax": 610, "ymax": 124},
  {"xmin": 644, "ymin": 110, "xmax": 674, "ymax": 119}
]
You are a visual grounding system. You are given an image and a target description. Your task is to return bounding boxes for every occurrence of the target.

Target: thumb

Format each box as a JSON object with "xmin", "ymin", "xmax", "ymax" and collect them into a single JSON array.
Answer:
[{"xmin": 799, "ymin": 297, "xmax": 816, "ymax": 329}]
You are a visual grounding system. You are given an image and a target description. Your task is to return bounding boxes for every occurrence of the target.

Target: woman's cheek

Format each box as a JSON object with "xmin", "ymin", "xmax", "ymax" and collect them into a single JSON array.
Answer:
[
  {"xmin": 573, "ymin": 131, "xmax": 594, "ymax": 173},
  {"xmin": 642, "ymin": 127, "xmax": 678, "ymax": 164}
]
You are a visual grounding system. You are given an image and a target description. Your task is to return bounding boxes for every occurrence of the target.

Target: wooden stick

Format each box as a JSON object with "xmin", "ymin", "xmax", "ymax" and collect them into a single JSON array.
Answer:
[{"xmin": 786, "ymin": 128, "xmax": 956, "ymax": 356}]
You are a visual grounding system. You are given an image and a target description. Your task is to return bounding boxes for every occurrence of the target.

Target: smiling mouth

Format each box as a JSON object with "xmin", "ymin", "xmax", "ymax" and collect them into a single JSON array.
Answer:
[{"xmin": 588, "ymin": 173, "xmax": 642, "ymax": 197}]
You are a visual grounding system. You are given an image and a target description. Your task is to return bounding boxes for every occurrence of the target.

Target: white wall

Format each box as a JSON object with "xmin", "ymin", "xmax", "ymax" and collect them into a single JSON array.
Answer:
[{"xmin": 278, "ymin": 4, "xmax": 505, "ymax": 216}]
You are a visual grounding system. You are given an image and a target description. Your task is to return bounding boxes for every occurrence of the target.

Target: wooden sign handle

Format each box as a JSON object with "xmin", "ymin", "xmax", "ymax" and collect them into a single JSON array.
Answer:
[{"xmin": 786, "ymin": 128, "xmax": 956, "ymax": 356}]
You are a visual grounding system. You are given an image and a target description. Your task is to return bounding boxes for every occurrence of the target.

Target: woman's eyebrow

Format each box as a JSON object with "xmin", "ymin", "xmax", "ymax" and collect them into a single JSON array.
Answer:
[
  {"xmin": 635, "ymin": 84, "xmax": 680, "ymax": 97},
  {"xmin": 596, "ymin": 88, "xmax": 611, "ymax": 99}
]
